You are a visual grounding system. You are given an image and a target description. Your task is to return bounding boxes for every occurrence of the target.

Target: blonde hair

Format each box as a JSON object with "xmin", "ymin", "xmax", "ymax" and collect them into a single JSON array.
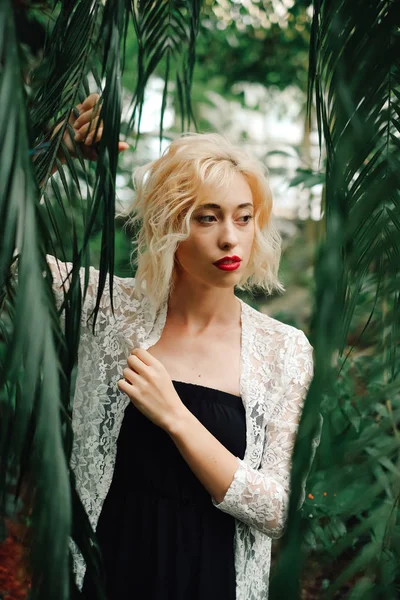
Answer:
[{"xmin": 126, "ymin": 133, "xmax": 283, "ymax": 309}]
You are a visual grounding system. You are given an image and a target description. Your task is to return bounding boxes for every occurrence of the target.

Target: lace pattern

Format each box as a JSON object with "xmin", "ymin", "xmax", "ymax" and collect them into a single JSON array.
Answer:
[
  {"xmin": 213, "ymin": 324, "xmax": 314, "ymax": 537},
  {"xmin": 47, "ymin": 256, "xmax": 317, "ymax": 600}
]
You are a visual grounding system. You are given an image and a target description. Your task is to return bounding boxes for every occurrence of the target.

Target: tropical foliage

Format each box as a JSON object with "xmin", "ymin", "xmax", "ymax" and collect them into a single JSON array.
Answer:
[
  {"xmin": 1, "ymin": 1, "xmax": 200, "ymax": 599},
  {"xmin": 270, "ymin": 1, "xmax": 400, "ymax": 598},
  {"xmin": 1, "ymin": 1, "xmax": 399, "ymax": 599}
]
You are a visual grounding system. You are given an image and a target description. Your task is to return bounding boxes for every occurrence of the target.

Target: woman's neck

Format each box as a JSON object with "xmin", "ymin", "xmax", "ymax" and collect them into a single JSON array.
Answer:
[{"xmin": 167, "ymin": 280, "xmax": 240, "ymax": 333}]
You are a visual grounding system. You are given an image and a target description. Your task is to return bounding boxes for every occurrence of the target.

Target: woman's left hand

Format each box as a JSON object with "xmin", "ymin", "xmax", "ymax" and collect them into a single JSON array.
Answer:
[
  {"xmin": 51, "ymin": 93, "xmax": 129, "ymax": 162},
  {"xmin": 117, "ymin": 348, "xmax": 187, "ymax": 432}
]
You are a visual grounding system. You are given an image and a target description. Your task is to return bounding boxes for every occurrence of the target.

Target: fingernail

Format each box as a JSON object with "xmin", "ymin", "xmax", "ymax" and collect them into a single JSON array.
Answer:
[{"xmin": 74, "ymin": 132, "xmax": 82, "ymax": 141}]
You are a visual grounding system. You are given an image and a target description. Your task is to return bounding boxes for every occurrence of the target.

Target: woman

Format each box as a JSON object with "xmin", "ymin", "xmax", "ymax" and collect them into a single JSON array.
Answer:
[{"xmin": 49, "ymin": 94, "xmax": 316, "ymax": 600}]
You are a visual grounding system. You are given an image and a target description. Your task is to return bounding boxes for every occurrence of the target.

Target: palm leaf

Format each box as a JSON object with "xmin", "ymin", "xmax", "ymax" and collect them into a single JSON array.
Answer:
[
  {"xmin": 129, "ymin": 0, "xmax": 201, "ymax": 140},
  {"xmin": 0, "ymin": 3, "xmax": 71, "ymax": 599},
  {"xmin": 271, "ymin": 1, "xmax": 400, "ymax": 598},
  {"xmin": 1, "ymin": 1, "xmax": 203, "ymax": 598}
]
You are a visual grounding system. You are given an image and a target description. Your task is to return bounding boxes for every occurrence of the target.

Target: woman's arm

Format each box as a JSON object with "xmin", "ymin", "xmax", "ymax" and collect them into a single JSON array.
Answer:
[
  {"xmin": 168, "ymin": 331, "xmax": 315, "ymax": 538},
  {"xmin": 167, "ymin": 409, "xmax": 240, "ymax": 505},
  {"xmin": 167, "ymin": 342, "xmax": 312, "ymax": 538},
  {"xmin": 45, "ymin": 254, "xmax": 99, "ymax": 317},
  {"xmin": 120, "ymin": 332, "xmax": 316, "ymax": 539},
  {"xmin": 118, "ymin": 350, "xmax": 243, "ymax": 503},
  {"xmin": 41, "ymin": 94, "xmax": 129, "ymax": 308},
  {"xmin": 210, "ymin": 330, "xmax": 315, "ymax": 538}
]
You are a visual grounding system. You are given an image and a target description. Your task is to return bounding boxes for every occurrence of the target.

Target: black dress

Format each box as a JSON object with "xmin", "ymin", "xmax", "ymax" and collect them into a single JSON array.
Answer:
[{"xmin": 82, "ymin": 380, "xmax": 246, "ymax": 600}]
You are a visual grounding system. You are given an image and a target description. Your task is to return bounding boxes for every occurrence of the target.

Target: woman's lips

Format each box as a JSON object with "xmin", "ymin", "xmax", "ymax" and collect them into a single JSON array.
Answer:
[{"xmin": 214, "ymin": 262, "xmax": 241, "ymax": 271}]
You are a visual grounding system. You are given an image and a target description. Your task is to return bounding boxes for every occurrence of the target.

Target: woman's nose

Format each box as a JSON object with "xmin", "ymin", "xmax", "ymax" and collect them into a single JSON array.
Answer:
[{"xmin": 218, "ymin": 220, "xmax": 239, "ymax": 249}]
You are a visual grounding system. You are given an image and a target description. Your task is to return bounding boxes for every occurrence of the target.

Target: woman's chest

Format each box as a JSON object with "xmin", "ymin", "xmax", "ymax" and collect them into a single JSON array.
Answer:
[{"xmin": 146, "ymin": 323, "xmax": 242, "ymax": 397}]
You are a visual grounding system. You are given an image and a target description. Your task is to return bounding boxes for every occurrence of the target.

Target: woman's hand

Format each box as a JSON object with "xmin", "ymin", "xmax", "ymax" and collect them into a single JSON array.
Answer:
[
  {"xmin": 117, "ymin": 348, "xmax": 188, "ymax": 432},
  {"xmin": 118, "ymin": 348, "xmax": 240, "ymax": 506},
  {"xmin": 52, "ymin": 93, "xmax": 129, "ymax": 162}
]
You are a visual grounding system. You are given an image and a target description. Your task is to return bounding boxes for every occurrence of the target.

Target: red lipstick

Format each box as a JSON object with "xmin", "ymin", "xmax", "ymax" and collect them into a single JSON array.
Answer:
[{"xmin": 213, "ymin": 255, "xmax": 242, "ymax": 271}]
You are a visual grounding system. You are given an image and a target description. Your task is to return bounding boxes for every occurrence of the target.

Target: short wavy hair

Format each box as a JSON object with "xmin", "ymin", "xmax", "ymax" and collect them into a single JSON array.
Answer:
[{"xmin": 126, "ymin": 133, "xmax": 283, "ymax": 309}]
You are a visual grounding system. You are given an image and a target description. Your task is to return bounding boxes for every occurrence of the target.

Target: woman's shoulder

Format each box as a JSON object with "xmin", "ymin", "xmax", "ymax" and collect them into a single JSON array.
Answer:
[
  {"xmin": 111, "ymin": 271, "xmax": 137, "ymax": 298},
  {"xmin": 242, "ymin": 299, "xmax": 312, "ymax": 351},
  {"xmin": 46, "ymin": 255, "xmax": 146, "ymax": 321},
  {"xmin": 242, "ymin": 301, "xmax": 313, "ymax": 391}
]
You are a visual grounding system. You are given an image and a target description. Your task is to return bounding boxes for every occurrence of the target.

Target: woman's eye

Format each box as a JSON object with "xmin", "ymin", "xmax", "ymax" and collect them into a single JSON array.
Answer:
[
  {"xmin": 196, "ymin": 215, "xmax": 216, "ymax": 223},
  {"xmin": 239, "ymin": 215, "xmax": 253, "ymax": 224},
  {"xmin": 195, "ymin": 214, "xmax": 254, "ymax": 224}
]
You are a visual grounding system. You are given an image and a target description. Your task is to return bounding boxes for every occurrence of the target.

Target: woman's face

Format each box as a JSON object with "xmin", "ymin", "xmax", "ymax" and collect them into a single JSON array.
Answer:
[{"xmin": 174, "ymin": 172, "xmax": 255, "ymax": 289}]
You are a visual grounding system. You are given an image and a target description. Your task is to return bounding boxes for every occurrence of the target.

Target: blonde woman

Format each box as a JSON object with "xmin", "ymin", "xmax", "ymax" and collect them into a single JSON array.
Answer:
[{"xmin": 48, "ymin": 94, "xmax": 315, "ymax": 600}]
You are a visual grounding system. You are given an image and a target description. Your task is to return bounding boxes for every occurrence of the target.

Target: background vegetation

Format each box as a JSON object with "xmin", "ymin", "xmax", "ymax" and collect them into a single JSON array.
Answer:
[{"xmin": 1, "ymin": 1, "xmax": 399, "ymax": 599}]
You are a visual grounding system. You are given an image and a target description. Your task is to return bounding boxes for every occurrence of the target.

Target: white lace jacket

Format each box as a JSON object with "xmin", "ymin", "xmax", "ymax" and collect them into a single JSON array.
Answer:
[{"xmin": 48, "ymin": 255, "xmax": 315, "ymax": 600}]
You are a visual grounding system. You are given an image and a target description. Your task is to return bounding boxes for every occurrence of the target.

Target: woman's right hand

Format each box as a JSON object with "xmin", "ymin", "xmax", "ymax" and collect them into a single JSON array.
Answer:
[{"xmin": 52, "ymin": 93, "xmax": 129, "ymax": 162}]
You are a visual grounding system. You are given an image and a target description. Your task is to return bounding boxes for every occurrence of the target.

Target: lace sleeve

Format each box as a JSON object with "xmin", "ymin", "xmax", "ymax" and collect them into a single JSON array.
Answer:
[
  {"xmin": 213, "ymin": 330, "xmax": 315, "ymax": 539},
  {"xmin": 46, "ymin": 254, "xmax": 99, "ymax": 324}
]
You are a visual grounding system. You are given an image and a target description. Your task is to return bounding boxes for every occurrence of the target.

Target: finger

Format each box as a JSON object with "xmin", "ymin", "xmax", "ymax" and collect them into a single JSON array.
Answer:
[
  {"xmin": 122, "ymin": 367, "xmax": 137, "ymax": 384},
  {"xmin": 81, "ymin": 141, "xmax": 128, "ymax": 161},
  {"xmin": 117, "ymin": 378, "xmax": 135, "ymax": 397},
  {"xmin": 79, "ymin": 93, "xmax": 101, "ymax": 113},
  {"xmin": 74, "ymin": 109, "xmax": 99, "ymax": 131},
  {"xmin": 68, "ymin": 105, "xmax": 81, "ymax": 124},
  {"xmin": 74, "ymin": 105, "xmax": 102, "ymax": 131},
  {"xmin": 74, "ymin": 116, "xmax": 101, "ymax": 141},
  {"xmin": 127, "ymin": 353, "xmax": 149, "ymax": 374},
  {"xmin": 130, "ymin": 347, "xmax": 155, "ymax": 367},
  {"xmin": 86, "ymin": 138, "xmax": 129, "ymax": 150},
  {"xmin": 85, "ymin": 127, "xmax": 103, "ymax": 145}
]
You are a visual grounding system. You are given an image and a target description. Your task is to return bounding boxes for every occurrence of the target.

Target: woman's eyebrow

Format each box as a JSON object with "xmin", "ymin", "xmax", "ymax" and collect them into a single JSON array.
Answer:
[{"xmin": 198, "ymin": 202, "xmax": 253, "ymax": 209}]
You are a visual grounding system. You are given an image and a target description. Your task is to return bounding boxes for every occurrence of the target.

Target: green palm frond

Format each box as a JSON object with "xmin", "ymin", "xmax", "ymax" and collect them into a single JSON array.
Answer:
[
  {"xmin": 130, "ymin": 0, "xmax": 201, "ymax": 140},
  {"xmin": 0, "ymin": 3, "xmax": 71, "ymax": 599},
  {"xmin": 271, "ymin": 1, "xmax": 400, "ymax": 598},
  {"xmin": 1, "ymin": 1, "xmax": 202, "ymax": 599}
]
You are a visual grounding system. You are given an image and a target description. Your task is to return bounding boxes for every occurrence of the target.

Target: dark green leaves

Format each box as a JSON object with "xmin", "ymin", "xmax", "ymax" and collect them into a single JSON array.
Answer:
[
  {"xmin": 129, "ymin": 0, "xmax": 201, "ymax": 140},
  {"xmin": 1, "ymin": 1, "xmax": 203, "ymax": 599},
  {"xmin": 0, "ymin": 3, "xmax": 71, "ymax": 599},
  {"xmin": 271, "ymin": 1, "xmax": 400, "ymax": 597}
]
